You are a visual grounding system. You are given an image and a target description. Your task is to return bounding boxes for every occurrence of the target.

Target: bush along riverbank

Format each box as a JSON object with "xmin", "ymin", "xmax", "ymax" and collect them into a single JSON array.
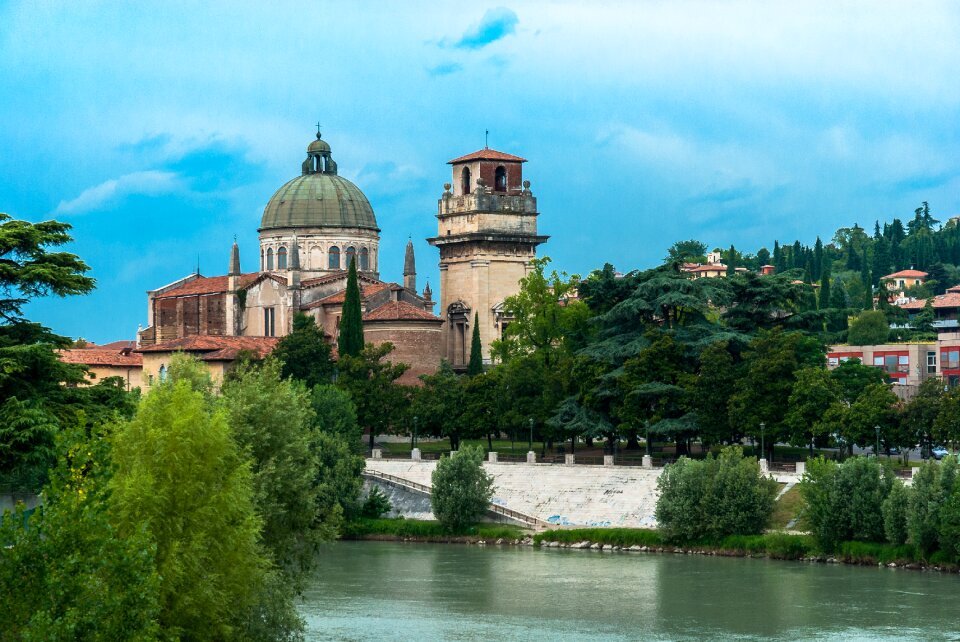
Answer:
[{"xmin": 342, "ymin": 517, "xmax": 527, "ymax": 544}]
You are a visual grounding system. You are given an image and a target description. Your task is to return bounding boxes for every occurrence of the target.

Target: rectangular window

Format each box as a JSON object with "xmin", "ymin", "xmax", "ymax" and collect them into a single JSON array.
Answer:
[
  {"xmin": 828, "ymin": 357, "xmax": 839, "ymax": 367},
  {"xmin": 873, "ymin": 356, "xmax": 884, "ymax": 367},
  {"xmin": 943, "ymin": 350, "xmax": 960, "ymax": 370},
  {"xmin": 928, "ymin": 351, "xmax": 937, "ymax": 374},
  {"xmin": 263, "ymin": 308, "xmax": 275, "ymax": 337}
]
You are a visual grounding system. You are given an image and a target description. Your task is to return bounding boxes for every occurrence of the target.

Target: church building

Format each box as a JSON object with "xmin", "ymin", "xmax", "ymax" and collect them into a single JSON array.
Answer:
[{"xmin": 134, "ymin": 131, "xmax": 545, "ymax": 385}]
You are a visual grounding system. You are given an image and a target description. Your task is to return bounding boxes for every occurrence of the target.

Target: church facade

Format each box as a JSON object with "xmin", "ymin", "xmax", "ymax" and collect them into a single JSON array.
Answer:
[{"xmin": 135, "ymin": 131, "xmax": 545, "ymax": 384}]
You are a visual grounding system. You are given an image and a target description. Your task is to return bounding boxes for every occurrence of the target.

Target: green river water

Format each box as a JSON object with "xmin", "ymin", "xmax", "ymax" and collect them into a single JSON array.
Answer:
[{"xmin": 300, "ymin": 541, "xmax": 959, "ymax": 641}]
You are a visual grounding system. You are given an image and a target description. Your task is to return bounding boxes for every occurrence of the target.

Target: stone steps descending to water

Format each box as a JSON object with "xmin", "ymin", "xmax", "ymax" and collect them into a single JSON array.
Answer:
[{"xmin": 365, "ymin": 460, "xmax": 663, "ymax": 528}]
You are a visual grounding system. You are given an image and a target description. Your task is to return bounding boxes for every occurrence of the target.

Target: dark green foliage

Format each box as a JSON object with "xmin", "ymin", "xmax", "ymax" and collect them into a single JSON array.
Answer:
[
  {"xmin": 655, "ymin": 446, "xmax": 778, "ymax": 543},
  {"xmin": 534, "ymin": 528, "xmax": 663, "ymax": 548},
  {"xmin": 342, "ymin": 518, "xmax": 522, "ymax": 540},
  {"xmin": 467, "ymin": 311, "xmax": 483, "ymax": 375},
  {"xmin": 431, "ymin": 444, "xmax": 494, "ymax": 531},
  {"xmin": 336, "ymin": 342, "xmax": 408, "ymax": 452},
  {"xmin": 800, "ymin": 456, "xmax": 894, "ymax": 552},
  {"xmin": 883, "ymin": 481, "xmax": 910, "ymax": 545},
  {"xmin": 0, "ymin": 422, "xmax": 162, "ymax": 641},
  {"xmin": 272, "ymin": 313, "xmax": 335, "ymax": 387},
  {"xmin": 338, "ymin": 256, "xmax": 364, "ymax": 358},
  {"xmin": 665, "ymin": 239, "xmax": 707, "ymax": 264},
  {"xmin": 908, "ymin": 457, "xmax": 958, "ymax": 557},
  {"xmin": 360, "ymin": 486, "xmax": 392, "ymax": 519},
  {"xmin": 846, "ymin": 310, "xmax": 889, "ymax": 345}
]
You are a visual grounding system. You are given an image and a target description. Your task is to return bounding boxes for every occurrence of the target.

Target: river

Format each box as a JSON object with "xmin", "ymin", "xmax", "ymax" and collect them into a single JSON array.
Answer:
[{"xmin": 300, "ymin": 541, "xmax": 958, "ymax": 641}]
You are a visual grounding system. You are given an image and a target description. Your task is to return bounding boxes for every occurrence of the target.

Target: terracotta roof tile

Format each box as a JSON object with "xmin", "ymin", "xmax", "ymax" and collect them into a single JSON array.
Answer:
[
  {"xmin": 153, "ymin": 273, "xmax": 260, "ymax": 299},
  {"xmin": 447, "ymin": 149, "xmax": 527, "ymax": 164},
  {"xmin": 300, "ymin": 271, "xmax": 382, "ymax": 289},
  {"xmin": 60, "ymin": 348, "xmax": 142, "ymax": 367},
  {"xmin": 136, "ymin": 335, "xmax": 280, "ymax": 357},
  {"xmin": 310, "ymin": 282, "xmax": 393, "ymax": 306},
  {"xmin": 883, "ymin": 269, "xmax": 928, "ymax": 280},
  {"xmin": 901, "ymin": 293, "xmax": 960, "ymax": 310},
  {"xmin": 363, "ymin": 301, "xmax": 441, "ymax": 322}
]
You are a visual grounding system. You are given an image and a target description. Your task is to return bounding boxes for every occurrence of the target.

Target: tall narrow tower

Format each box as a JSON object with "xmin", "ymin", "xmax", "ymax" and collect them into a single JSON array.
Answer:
[{"xmin": 428, "ymin": 148, "xmax": 548, "ymax": 367}]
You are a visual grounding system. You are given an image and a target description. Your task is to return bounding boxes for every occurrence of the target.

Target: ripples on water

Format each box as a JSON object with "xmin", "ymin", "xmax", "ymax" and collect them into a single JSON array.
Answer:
[{"xmin": 299, "ymin": 542, "xmax": 960, "ymax": 641}]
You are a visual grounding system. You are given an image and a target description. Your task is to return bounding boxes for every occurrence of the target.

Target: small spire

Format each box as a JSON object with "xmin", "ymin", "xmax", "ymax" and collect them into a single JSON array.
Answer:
[
  {"xmin": 316, "ymin": 121, "xmax": 322, "ymax": 138},
  {"xmin": 403, "ymin": 239, "xmax": 416, "ymax": 292},
  {"xmin": 229, "ymin": 238, "xmax": 240, "ymax": 275},
  {"xmin": 485, "ymin": 129, "xmax": 489, "ymax": 149}
]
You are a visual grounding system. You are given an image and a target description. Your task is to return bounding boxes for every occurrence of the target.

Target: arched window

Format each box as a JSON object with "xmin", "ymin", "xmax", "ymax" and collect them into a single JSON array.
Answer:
[
  {"xmin": 328, "ymin": 246, "xmax": 340, "ymax": 269},
  {"xmin": 260, "ymin": 250, "xmax": 264, "ymax": 271},
  {"xmin": 266, "ymin": 248, "xmax": 274, "ymax": 270},
  {"xmin": 461, "ymin": 167, "xmax": 471, "ymax": 194},
  {"xmin": 346, "ymin": 246, "xmax": 356, "ymax": 268},
  {"xmin": 277, "ymin": 247, "xmax": 288, "ymax": 269},
  {"xmin": 359, "ymin": 247, "xmax": 369, "ymax": 271},
  {"xmin": 495, "ymin": 165, "xmax": 506, "ymax": 191},
  {"xmin": 158, "ymin": 364, "xmax": 167, "ymax": 383}
]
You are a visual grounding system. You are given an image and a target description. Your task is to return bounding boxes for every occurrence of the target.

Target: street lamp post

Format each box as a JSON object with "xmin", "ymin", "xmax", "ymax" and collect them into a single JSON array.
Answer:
[
  {"xmin": 413, "ymin": 415, "xmax": 418, "ymax": 450},
  {"xmin": 875, "ymin": 425, "xmax": 881, "ymax": 458},
  {"xmin": 760, "ymin": 422, "xmax": 766, "ymax": 462},
  {"xmin": 645, "ymin": 422, "xmax": 651, "ymax": 457},
  {"xmin": 528, "ymin": 417, "xmax": 534, "ymax": 452}
]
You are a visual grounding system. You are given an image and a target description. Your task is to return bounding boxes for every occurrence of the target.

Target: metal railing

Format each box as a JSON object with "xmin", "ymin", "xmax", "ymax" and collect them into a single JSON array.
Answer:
[{"xmin": 362, "ymin": 469, "xmax": 548, "ymax": 529}]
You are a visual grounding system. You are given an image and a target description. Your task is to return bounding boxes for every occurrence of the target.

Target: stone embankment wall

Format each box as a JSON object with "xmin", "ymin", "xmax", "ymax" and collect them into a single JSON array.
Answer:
[{"xmin": 366, "ymin": 460, "xmax": 666, "ymax": 528}]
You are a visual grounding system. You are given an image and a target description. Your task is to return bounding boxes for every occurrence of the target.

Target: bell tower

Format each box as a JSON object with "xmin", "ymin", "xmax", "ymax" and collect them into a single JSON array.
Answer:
[{"xmin": 428, "ymin": 147, "xmax": 548, "ymax": 368}]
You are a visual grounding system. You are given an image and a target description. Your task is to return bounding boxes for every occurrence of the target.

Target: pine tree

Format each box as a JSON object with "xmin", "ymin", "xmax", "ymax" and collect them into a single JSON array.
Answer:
[
  {"xmin": 467, "ymin": 312, "xmax": 483, "ymax": 375},
  {"xmin": 338, "ymin": 257, "xmax": 364, "ymax": 358}
]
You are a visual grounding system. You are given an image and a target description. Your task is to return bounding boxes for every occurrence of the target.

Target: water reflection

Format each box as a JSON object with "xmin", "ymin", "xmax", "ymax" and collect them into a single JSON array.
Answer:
[{"xmin": 300, "ymin": 542, "xmax": 960, "ymax": 641}]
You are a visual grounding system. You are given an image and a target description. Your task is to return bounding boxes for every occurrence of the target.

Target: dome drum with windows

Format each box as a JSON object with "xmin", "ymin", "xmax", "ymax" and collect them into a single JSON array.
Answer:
[{"xmin": 259, "ymin": 132, "xmax": 380, "ymax": 276}]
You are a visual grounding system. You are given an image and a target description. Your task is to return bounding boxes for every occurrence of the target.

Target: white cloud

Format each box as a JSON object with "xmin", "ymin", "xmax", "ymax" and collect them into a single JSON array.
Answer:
[{"xmin": 54, "ymin": 170, "xmax": 183, "ymax": 215}]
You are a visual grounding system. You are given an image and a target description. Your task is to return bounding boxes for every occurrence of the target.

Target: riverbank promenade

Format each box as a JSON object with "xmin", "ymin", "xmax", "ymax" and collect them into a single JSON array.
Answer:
[{"xmin": 366, "ymin": 458, "xmax": 803, "ymax": 528}]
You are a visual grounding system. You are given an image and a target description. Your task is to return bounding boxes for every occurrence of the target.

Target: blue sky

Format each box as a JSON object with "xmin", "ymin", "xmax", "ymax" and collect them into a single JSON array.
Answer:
[{"xmin": 3, "ymin": 1, "xmax": 960, "ymax": 342}]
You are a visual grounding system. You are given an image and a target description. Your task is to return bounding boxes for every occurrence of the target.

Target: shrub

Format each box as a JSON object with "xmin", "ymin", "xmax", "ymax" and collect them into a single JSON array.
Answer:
[
  {"xmin": 343, "ymin": 518, "xmax": 522, "ymax": 540},
  {"xmin": 431, "ymin": 445, "xmax": 494, "ymax": 531},
  {"xmin": 800, "ymin": 456, "xmax": 893, "ymax": 552},
  {"xmin": 908, "ymin": 457, "xmax": 957, "ymax": 557},
  {"xmin": 533, "ymin": 528, "xmax": 663, "ymax": 548},
  {"xmin": 360, "ymin": 486, "xmax": 392, "ymax": 519},
  {"xmin": 882, "ymin": 480, "xmax": 910, "ymax": 545},
  {"xmin": 655, "ymin": 446, "xmax": 778, "ymax": 543}
]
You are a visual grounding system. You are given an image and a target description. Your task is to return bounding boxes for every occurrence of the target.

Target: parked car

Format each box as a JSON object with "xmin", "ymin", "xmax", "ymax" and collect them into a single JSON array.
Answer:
[{"xmin": 931, "ymin": 446, "xmax": 949, "ymax": 460}]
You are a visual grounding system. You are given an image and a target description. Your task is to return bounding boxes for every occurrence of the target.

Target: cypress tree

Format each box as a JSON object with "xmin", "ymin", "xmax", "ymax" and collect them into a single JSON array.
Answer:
[
  {"xmin": 726, "ymin": 245, "xmax": 737, "ymax": 276},
  {"xmin": 819, "ymin": 263, "xmax": 831, "ymax": 310},
  {"xmin": 773, "ymin": 240, "xmax": 783, "ymax": 273},
  {"xmin": 338, "ymin": 257, "xmax": 364, "ymax": 358},
  {"xmin": 813, "ymin": 237, "xmax": 823, "ymax": 281},
  {"xmin": 467, "ymin": 312, "xmax": 483, "ymax": 375}
]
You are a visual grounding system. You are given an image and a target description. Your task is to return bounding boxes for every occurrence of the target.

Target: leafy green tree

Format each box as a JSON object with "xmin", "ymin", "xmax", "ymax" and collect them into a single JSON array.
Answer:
[
  {"xmin": 845, "ymin": 383, "xmax": 899, "ymax": 452},
  {"xmin": 655, "ymin": 446, "xmax": 777, "ymax": 543},
  {"xmin": 785, "ymin": 367, "xmax": 840, "ymax": 453},
  {"xmin": 728, "ymin": 329, "xmax": 824, "ymax": 459},
  {"xmin": 800, "ymin": 456, "xmax": 894, "ymax": 552},
  {"xmin": 272, "ymin": 312, "xmax": 335, "ymax": 387},
  {"xmin": 847, "ymin": 310, "xmax": 890, "ymax": 345},
  {"xmin": 908, "ymin": 457, "xmax": 958, "ymax": 557},
  {"xmin": 687, "ymin": 340, "xmax": 738, "ymax": 447},
  {"xmin": 412, "ymin": 361, "xmax": 468, "ymax": 450},
  {"xmin": 221, "ymin": 359, "xmax": 335, "ymax": 574},
  {"xmin": 491, "ymin": 257, "xmax": 588, "ymax": 366},
  {"xmin": 467, "ymin": 312, "xmax": 483, "ymax": 375},
  {"xmin": 882, "ymin": 480, "xmax": 910, "ymax": 545},
  {"xmin": 934, "ymin": 386, "xmax": 960, "ymax": 446},
  {"xmin": 912, "ymin": 299, "xmax": 936, "ymax": 337},
  {"xmin": 110, "ymin": 376, "xmax": 275, "ymax": 641},
  {"xmin": 900, "ymin": 378, "xmax": 943, "ymax": 457},
  {"xmin": 430, "ymin": 444, "xmax": 494, "ymax": 530},
  {"xmin": 337, "ymin": 342, "xmax": 408, "ymax": 452},
  {"xmin": 726, "ymin": 244, "xmax": 737, "ymax": 276},
  {"xmin": 665, "ymin": 239, "xmax": 707, "ymax": 264},
  {"xmin": 338, "ymin": 257, "xmax": 364, "ymax": 358},
  {"xmin": 0, "ymin": 422, "xmax": 161, "ymax": 641},
  {"xmin": 311, "ymin": 384, "xmax": 363, "ymax": 452}
]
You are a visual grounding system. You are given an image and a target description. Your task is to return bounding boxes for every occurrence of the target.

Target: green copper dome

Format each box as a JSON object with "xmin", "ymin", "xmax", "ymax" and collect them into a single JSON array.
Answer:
[{"xmin": 260, "ymin": 134, "xmax": 379, "ymax": 232}]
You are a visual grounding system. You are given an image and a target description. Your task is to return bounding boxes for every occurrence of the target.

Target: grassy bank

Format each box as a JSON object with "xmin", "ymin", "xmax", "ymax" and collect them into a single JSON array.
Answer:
[{"xmin": 343, "ymin": 518, "xmax": 526, "ymax": 542}]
